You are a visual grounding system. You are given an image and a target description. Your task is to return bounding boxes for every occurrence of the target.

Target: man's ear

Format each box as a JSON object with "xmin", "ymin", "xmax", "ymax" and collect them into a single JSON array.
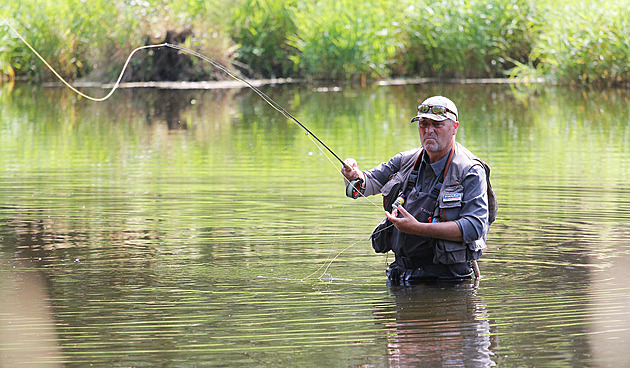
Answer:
[{"xmin": 453, "ymin": 120, "xmax": 460, "ymax": 133}]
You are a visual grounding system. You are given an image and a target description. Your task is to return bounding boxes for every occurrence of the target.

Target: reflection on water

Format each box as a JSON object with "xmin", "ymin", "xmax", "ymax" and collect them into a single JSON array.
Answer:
[
  {"xmin": 1, "ymin": 83, "xmax": 630, "ymax": 366},
  {"xmin": 378, "ymin": 282, "xmax": 496, "ymax": 367}
]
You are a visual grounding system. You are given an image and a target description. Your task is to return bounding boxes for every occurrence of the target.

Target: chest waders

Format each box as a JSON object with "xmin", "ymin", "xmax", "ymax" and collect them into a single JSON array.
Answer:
[
  {"xmin": 393, "ymin": 149, "xmax": 454, "ymax": 269},
  {"xmin": 371, "ymin": 150, "xmax": 425, "ymax": 254}
]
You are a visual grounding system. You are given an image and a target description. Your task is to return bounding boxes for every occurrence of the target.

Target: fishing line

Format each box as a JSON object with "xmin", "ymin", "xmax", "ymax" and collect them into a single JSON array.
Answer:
[
  {"xmin": 3, "ymin": 16, "xmax": 384, "ymax": 208},
  {"xmin": 3, "ymin": 16, "xmax": 382, "ymax": 204},
  {"xmin": 317, "ymin": 236, "xmax": 369, "ymax": 280},
  {"xmin": 301, "ymin": 203, "xmax": 395, "ymax": 282},
  {"xmin": 2, "ymin": 15, "xmax": 153, "ymax": 102},
  {"xmin": 2, "ymin": 15, "xmax": 352, "ymax": 170},
  {"xmin": 3, "ymin": 16, "xmax": 391, "ymax": 278}
]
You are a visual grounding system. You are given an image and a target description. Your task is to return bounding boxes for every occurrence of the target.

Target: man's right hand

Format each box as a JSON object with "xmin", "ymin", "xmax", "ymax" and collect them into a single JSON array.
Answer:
[{"xmin": 341, "ymin": 158, "xmax": 362, "ymax": 182}]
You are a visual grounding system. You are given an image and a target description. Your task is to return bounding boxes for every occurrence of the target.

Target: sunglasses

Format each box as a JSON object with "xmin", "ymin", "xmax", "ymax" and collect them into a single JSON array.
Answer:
[{"xmin": 417, "ymin": 104, "xmax": 457, "ymax": 119}]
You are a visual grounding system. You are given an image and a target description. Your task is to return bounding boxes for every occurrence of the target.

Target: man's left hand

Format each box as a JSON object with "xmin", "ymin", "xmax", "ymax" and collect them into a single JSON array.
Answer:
[
  {"xmin": 385, "ymin": 205, "xmax": 422, "ymax": 235},
  {"xmin": 386, "ymin": 205, "xmax": 464, "ymax": 242}
]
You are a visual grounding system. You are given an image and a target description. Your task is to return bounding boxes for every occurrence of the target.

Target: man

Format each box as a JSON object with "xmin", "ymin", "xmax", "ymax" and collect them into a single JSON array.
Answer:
[{"xmin": 341, "ymin": 96, "xmax": 494, "ymax": 284}]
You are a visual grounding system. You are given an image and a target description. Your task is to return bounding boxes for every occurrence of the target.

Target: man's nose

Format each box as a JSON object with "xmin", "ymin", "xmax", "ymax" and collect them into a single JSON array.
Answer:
[{"xmin": 421, "ymin": 124, "xmax": 436, "ymax": 133}]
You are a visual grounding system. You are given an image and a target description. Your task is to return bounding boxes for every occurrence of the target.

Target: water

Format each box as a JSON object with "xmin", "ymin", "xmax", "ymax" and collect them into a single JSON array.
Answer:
[{"xmin": 1, "ymin": 82, "xmax": 630, "ymax": 367}]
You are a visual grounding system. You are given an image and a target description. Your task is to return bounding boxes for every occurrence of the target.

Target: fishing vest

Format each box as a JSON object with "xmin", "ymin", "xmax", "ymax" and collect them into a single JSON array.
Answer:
[{"xmin": 373, "ymin": 142, "xmax": 497, "ymax": 265}]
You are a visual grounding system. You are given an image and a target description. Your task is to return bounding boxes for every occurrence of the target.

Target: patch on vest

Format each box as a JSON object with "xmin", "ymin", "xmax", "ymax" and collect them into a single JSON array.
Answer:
[{"xmin": 443, "ymin": 193, "xmax": 462, "ymax": 202}]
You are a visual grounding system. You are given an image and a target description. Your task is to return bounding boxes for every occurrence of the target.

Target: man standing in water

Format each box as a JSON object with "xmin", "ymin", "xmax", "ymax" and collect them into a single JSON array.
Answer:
[{"xmin": 341, "ymin": 96, "xmax": 495, "ymax": 284}]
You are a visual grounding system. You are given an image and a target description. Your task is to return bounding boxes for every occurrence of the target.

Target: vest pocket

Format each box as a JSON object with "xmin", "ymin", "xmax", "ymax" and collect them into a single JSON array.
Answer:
[
  {"xmin": 433, "ymin": 238, "xmax": 484, "ymax": 264},
  {"xmin": 371, "ymin": 217, "xmax": 393, "ymax": 253}
]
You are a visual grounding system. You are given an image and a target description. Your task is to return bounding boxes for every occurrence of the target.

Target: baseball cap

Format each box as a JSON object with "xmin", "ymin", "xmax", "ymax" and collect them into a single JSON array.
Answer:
[{"xmin": 410, "ymin": 96, "xmax": 459, "ymax": 123}]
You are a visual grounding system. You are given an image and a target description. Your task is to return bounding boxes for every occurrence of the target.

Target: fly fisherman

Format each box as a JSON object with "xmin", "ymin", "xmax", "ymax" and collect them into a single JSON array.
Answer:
[{"xmin": 341, "ymin": 96, "xmax": 496, "ymax": 284}]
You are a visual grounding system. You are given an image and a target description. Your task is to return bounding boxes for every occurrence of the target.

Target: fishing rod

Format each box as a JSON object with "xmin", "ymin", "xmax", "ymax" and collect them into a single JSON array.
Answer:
[
  {"xmin": 164, "ymin": 43, "xmax": 366, "ymax": 196},
  {"xmin": 2, "ymin": 16, "xmax": 368, "ymax": 204},
  {"xmin": 162, "ymin": 43, "xmax": 353, "ymax": 173},
  {"xmin": 169, "ymin": 40, "xmax": 367, "ymax": 196}
]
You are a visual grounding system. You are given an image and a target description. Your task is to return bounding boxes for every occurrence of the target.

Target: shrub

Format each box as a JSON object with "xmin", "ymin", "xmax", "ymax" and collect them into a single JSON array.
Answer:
[{"xmin": 1, "ymin": 0, "xmax": 236, "ymax": 82}]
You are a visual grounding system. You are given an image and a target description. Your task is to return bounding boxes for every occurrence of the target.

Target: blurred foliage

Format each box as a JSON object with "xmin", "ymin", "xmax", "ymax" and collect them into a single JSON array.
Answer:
[
  {"xmin": 515, "ymin": 1, "xmax": 630, "ymax": 87},
  {"xmin": 231, "ymin": 0, "xmax": 298, "ymax": 78},
  {"xmin": 288, "ymin": 0, "xmax": 405, "ymax": 81},
  {"xmin": 1, "ymin": 0, "xmax": 235, "ymax": 83},
  {"xmin": 1, "ymin": 0, "xmax": 629, "ymax": 86},
  {"xmin": 396, "ymin": 0, "xmax": 539, "ymax": 78}
]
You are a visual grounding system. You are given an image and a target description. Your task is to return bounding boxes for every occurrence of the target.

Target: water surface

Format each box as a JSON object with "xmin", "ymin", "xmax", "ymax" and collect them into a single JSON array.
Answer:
[{"xmin": 1, "ymin": 82, "xmax": 630, "ymax": 367}]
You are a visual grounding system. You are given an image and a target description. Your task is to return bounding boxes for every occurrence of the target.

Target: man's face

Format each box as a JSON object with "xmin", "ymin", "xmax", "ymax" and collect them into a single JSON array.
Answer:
[{"xmin": 418, "ymin": 117, "xmax": 459, "ymax": 158}]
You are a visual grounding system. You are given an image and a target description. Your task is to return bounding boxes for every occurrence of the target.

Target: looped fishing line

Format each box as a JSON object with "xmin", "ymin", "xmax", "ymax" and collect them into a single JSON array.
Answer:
[
  {"xmin": 4, "ymin": 15, "xmax": 385, "ymax": 208},
  {"xmin": 3, "ymin": 15, "xmax": 391, "ymax": 281}
]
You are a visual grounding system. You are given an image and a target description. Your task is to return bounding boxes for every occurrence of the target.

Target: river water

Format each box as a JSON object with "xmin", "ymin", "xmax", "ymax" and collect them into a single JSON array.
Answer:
[{"xmin": 1, "ymin": 82, "xmax": 629, "ymax": 367}]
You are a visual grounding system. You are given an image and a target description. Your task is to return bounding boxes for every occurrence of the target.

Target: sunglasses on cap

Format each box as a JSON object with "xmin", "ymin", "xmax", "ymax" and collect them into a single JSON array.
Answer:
[{"xmin": 417, "ymin": 104, "xmax": 457, "ymax": 119}]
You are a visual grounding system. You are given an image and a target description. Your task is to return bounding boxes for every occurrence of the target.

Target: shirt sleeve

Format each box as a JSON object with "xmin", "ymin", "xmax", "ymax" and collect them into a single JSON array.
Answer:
[
  {"xmin": 454, "ymin": 164, "xmax": 489, "ymax": 243},
  {"xmin": 362, "ymin": 153, "xmax": 404, "ymax": 196}
]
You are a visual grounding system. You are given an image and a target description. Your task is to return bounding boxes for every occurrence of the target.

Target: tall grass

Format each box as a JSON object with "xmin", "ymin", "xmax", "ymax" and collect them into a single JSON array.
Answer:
[
  {"xmin": 1, "ymin": 0, "xmax": 236, "ymax": 82},
  {"xmin": 1, "ymin": 0, "xmax": 630, "ymax": 86},
  {"xmin": 288, "ymin": 0, "xmax": 405, "ymax": 81},
  {"xmin": 230, "ymin": 0, "xmax": 298, "ymax": 78},
  {"xmin": 396, "ymin": 0, "xmax": 539, "ymax": 78},
  {"xmin": 514, "ymin": 1, "xmax": 630, "ymax": 87}
]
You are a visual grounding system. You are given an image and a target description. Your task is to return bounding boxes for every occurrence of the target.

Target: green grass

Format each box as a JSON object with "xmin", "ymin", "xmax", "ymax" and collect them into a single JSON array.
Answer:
[
  {"xmin": 1, "ymin": 0, "xmax": 629, "ymax": 86},
  {"xmin": 396, "ymin": 0, "xmax": 539, "ymax": 79},
  {"xmin": 288, "ymin": 0, "xmax": 405, "ymax": 81},
  {"xmin": 230, "ymin": 0, "xmax": 299, "ymax": 78},
  {"xmin": 0, "ymin": 0, "xmax": 234, "ymax": 82},
  {"xmin": 520, "ymin": 1, "xmax": 630, "ymax": 87}
]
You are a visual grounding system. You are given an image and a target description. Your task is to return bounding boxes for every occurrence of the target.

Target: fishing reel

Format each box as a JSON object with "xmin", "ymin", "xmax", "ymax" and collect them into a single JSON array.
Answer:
[{"xmin": 346, "ymin": 178, "xmax": 364, "ymax": 199}]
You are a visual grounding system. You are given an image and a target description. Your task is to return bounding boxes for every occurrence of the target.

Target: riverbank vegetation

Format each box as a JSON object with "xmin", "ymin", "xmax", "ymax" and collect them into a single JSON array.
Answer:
[{"xmin": 1, "ymin": 0, "xmax": 628, "ymax": 87}]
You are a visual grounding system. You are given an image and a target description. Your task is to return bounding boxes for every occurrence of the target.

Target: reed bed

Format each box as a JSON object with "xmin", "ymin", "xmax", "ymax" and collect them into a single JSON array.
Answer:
[{"xmin": 1, "ymin": 0, "xmax": 628, "ymax": 87}]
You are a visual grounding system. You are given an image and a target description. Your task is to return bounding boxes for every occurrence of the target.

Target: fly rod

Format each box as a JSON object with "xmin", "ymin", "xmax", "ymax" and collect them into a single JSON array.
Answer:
[{"xmin": 163, "ymin": 43, "xmax": 353, "ymax": 172}]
